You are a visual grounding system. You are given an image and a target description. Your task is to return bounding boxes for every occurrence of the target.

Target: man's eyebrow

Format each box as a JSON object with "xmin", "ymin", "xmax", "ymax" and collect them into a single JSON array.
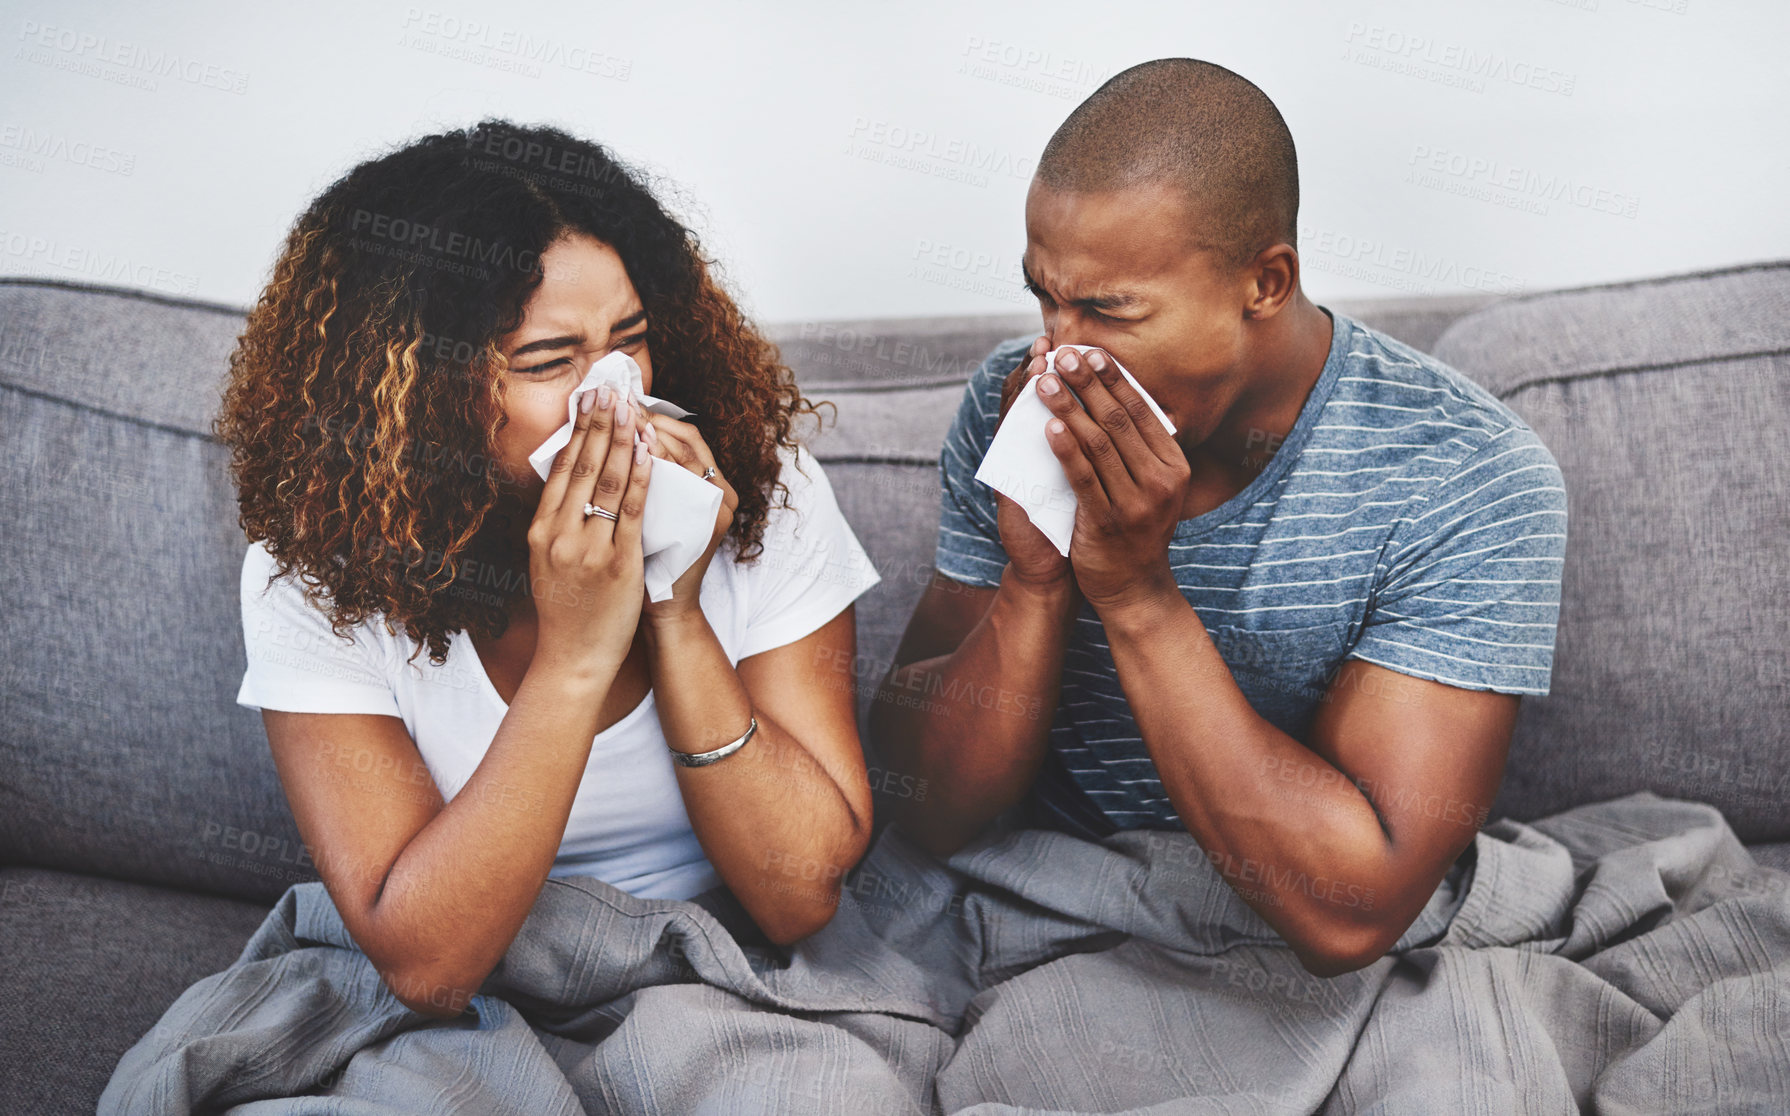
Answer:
[
  {"xmin": 508, "ymin": 308, "xmax": 648, "ymax": 357},
  {"xmin": 1081, "ymin": 290, "xmax": 1145, "ymax": 311},
  {"xmin": 1019, "ymin": 259, "xmax": 1143, "ymax": 312}
]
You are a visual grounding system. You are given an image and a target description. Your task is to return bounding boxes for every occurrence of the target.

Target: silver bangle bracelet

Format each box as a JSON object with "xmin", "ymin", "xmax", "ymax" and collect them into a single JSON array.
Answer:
[{"xmin": 669, "ymin": 716, "xmax": 757, "ymax": 768}]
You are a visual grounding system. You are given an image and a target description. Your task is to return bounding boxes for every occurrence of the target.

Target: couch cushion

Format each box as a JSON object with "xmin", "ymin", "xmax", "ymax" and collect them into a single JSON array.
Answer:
[
  {"xmin": 795, "ymin": 380, "xmax": 966, "ymax": 733},
  {"xmin": 1431, "ymin": 262, "xmax": 1790, "ymax": 841},
  {"xmin": 0, "ymin": 279, "xmax": 318, "ymax": 901},
  {"xmin": 769, "ymin": 313, "xmax": 1036, "ymax": 391},
  {"xmin": 0, "ymin": 867, "xmax": 272, "ymax": 1116}
]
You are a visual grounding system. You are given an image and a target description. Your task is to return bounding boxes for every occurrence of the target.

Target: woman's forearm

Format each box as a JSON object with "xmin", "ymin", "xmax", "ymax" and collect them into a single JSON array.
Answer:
[
  {"xmin": 644, "ymin": 611, "xmax": 870, "ymax": 944},
  {"xmin": 363, "ymin": 655, "xmax": 623, "ymax": 1016}
]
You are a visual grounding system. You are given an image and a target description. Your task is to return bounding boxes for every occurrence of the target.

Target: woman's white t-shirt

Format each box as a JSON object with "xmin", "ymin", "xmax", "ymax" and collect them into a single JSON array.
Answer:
[{"xmin": 236, "ymin": 444, "xmax": 881, "ymax": 901}]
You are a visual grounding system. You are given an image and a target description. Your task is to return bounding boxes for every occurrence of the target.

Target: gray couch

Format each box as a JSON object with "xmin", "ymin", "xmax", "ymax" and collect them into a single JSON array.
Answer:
[{"xmin": 2, "ymin": 262, "xmax": 1786, "ymax": 1114}]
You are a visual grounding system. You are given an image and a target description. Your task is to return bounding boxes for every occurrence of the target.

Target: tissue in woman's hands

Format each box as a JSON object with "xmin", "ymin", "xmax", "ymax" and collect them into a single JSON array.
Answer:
[
  {"xmin": 973, "ymin": 345, "xmax": 1177, "ymax": 557},
  {"xmin": 526, "ymin": 350, "xmax": 723, "ymax": 602}
]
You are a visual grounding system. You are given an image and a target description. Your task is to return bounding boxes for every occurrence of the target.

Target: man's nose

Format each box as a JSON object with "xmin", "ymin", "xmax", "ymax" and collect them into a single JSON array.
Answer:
[
  {"xmin": 1046, "ymin": 320, "xmax": 1105, "ymax": 357},
  {"xmin": 1046, "ymin": 309, "xmax": 1111, "ymax": 352}
]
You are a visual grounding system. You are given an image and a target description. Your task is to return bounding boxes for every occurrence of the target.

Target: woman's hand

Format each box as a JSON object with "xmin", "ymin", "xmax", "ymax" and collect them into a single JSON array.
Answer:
[
  {"xmin": 527, "ymin": 384, "xmax": 654, "ymax": 678},
  {"xmin": 994, "ymin": 335, "xmax": 1074, "ymax": 590},
  {"xmin": 638, "ymin": 412, "xmax": 739, "ymax": 622}
]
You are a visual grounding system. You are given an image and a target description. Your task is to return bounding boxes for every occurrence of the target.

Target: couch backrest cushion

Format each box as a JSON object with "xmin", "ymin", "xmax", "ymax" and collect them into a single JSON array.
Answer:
[
  {"xmin": 0, "ymin": 280, "xmax": 319, "ymax": 901},
  {"xmin": 1431, "ymin": 262, "xmax": 1790, "ymax": 841},
  {"xmin": 774, "ymin": 315, "xmax": 1043, "ymax": 725},
  {"xmin": 801, "ymin": 384, "xmax": 977, "ymax": 735}
]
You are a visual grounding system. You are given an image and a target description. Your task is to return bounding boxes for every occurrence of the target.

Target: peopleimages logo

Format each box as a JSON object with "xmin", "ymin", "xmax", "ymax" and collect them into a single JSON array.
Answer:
[
  {"xmin": 1341, "ymin": 21, "xmax": 1577, "ymax": 97},
  {"xmin": 903, "ymin": 237, "xmax": 1032, "ymax": 305},
  {"xmin": 0, "ymin": 123, "xmax": 136, "ymax": 175},
  {"xmin": 14, "ymin": 19, "xmax": 250, "ymax": 94},
  {"xmin": 846, "ymin": 117, "xmax": 1035, "ymax": 182},
  {"xmin": 956, "ymin": 35, "xmax": 1115, "ymax": 100},
  {"xmin": 1297, "ymin": 223, "xmax": 1525, "ymax": 296},
  {"xmin": 1407, "ymin": 144, "xmax": 1640, "ymax": 220},
  {"xmin": 0, "ymin": 229, "xmax": 198, "ymax": 294},
  {"xmin": 397, "ymin": 7, "xmax": 632, "ymax": 80},
  {"xmin": 348, "ymin": 208, "xmax": 540, "ymax": 276}
]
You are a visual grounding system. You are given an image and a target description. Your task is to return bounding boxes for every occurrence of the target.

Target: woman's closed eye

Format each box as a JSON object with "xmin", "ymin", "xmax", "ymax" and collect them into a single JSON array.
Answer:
[{"xmin": 515, "ymin": 357, "xmax": 574, "ymax": 375}]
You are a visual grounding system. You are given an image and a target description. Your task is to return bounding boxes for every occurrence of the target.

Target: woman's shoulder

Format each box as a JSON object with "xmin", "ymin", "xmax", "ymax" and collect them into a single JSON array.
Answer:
[
  {"xmin": 235, "ymin": 539, "xmax": 404, "ymax": 714},
  {"xmin": 240, "ymin": 537, "xmax": 297, "ymax": 601},
  {"xmin": 770, "ymin": 440, "xmax": 827, "ymax": 497},
  {"xmin": 709, "ymin": 441, "xmax": 880, "ymax": 658},
  {"xmin": 241, "ymin": 538, "xmax": 332, "ymax": 603},
  {"xmin": 712, "ymin": 440, "xmax": 861, "ymax": 574},
  {"xmin": 756, "ymin": 442, "xmax": 848, "ymax": 537},
  {"xmin": 239, "ymin": 539, "xmax": 392, "ymax": 646}
]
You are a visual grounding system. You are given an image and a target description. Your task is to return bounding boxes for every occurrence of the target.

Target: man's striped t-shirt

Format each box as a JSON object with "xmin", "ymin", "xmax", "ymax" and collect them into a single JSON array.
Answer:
[{"xmin": 932, "ymin": 306, "xmax": 1569, "ymax": 837}]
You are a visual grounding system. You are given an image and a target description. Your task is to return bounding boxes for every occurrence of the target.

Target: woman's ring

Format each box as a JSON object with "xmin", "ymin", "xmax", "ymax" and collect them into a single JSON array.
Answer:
[
  {"xmin": 700, "ymin": 466, "xmax": 717, "ymax": 481},
  {"xmin": 583, "ymin": 503, "xmax": 620, "ymax": 522}
]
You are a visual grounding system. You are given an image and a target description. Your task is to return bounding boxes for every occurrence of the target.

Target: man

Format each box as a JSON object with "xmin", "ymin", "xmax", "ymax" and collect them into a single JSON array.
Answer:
[{"xmin": 869, "ymin": 58, "xmax": 1567, "ymax": 977}]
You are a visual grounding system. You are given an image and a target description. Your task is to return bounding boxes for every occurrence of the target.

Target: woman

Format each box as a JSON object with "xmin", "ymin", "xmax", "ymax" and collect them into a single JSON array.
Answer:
[{"xmin": 216, "ymin": 119, "xmax": 881, "ymax": 1019}]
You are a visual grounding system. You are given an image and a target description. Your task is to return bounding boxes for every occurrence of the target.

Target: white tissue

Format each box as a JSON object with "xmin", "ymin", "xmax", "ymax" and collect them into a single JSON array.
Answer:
[
  {"xmin": 973, "ymin": 344, "xmax": 1178, "ymax": 557},
  {"xmin": 526, "ymin": 350, "xmax": 724, "ymax": 602}
]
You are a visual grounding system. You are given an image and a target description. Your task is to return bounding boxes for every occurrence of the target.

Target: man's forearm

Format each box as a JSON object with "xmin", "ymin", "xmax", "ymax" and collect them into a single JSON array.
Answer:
[
  {"xmin": 873, "ymin": 567, "xmax": 1078, "ymax": 855},
  {"xmin": 1099, "ymin": 590, "xmax": 1400, "ymax": 972}
]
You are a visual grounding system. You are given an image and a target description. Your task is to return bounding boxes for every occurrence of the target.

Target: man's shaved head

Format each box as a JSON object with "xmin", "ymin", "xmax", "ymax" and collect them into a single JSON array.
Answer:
[{"xmin": 1036, "ymin": 58, "xmax": 1298, "ymax": 273}]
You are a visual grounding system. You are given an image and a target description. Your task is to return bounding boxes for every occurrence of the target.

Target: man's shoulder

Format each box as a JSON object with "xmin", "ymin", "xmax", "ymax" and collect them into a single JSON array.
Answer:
[
  {"xmin": 1318, "ymin": 313, "xmax": 1555, "ymax": 482},
  {"xmin": 1334, "ymin": 314, "xmax": 1527, "ymax": 430},
  {"xmin": 966, "ymin": 333, "xmax": 1039, "ymax": 398},
  {"xmin": 943, "ymin": 334, "xmax": 1038, "ymax": 456}
]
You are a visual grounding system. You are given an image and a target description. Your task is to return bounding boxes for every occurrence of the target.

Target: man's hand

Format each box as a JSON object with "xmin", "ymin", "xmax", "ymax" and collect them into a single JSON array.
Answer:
[
  {"xmin": 1034, "ymin": 346, "xmax": 1191, "ymax": 612},
  {"xmin": 995, "ymin": 336, "xmax": 1074, "ymax": 590}
]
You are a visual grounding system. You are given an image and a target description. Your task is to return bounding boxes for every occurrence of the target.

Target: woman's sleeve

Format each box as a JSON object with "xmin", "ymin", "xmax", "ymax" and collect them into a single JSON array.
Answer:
[
  {"xmin": 235, "ymin": 541, "xmax": 402, "ymax": 717},
  {"xmin": 733, "ymin": 445, "xmax": 883, "ymax": 662}
]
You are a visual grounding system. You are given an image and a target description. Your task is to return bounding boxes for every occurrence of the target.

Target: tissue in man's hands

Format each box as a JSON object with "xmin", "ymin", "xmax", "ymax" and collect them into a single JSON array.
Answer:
[
  {"xmin": 526, "ymin": 350, "xmax": 723, "ymax": 602},
  {"xmin": 973, "ymin": 345, "xmax": 1177, "ymax": 557}
]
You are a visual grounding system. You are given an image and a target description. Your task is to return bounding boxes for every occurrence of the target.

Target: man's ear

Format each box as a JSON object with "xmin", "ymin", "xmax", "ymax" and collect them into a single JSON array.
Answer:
[{"xmin": 1244, "ymin": 243, "xmax": 1300, "ymax": 319}]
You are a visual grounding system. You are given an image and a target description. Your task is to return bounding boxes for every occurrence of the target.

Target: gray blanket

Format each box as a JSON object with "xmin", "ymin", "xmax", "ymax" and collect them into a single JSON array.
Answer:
[{"xmin": 99, "ymin": 791, "xmax": 1790, "ymax": 1114}]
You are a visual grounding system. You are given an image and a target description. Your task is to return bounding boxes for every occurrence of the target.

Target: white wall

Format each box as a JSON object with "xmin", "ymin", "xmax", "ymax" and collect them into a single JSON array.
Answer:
[{"xmin": 2, "ymin": 0, "xmax": 1784, "ymax": 326}]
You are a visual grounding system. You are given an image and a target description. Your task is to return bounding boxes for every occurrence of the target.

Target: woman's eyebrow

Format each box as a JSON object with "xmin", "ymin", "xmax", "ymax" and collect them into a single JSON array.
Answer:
[
  {"xmin": 507, "ymin": 309, "xmax": 648, "ymax": 358},
  {"xmin": 511, "ymin": 334, "xmax": 582, "ymax": 358}
]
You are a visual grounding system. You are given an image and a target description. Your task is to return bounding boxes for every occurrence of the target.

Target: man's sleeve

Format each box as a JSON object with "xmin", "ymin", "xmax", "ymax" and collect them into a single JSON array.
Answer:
[
  {"xmin": 932, "ymin": 337, "xmax": 1033, "ymax": 589},
  {"xmin": 1345, "ymin": 424, "xmax": 1569, "ymax": 695}
]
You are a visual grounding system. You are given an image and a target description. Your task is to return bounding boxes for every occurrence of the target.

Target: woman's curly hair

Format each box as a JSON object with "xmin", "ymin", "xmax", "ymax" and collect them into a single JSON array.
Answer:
[{"xmin": 215, "ymin": 119, "xmax": 827, "ymax": 667}]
